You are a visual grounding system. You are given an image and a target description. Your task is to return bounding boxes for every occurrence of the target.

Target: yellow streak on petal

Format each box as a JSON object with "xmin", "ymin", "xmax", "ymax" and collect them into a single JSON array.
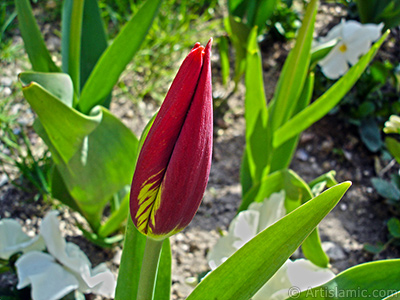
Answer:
[{"xmin": 135, "ymin": 169, "xmax": 164, "ymax": 233}]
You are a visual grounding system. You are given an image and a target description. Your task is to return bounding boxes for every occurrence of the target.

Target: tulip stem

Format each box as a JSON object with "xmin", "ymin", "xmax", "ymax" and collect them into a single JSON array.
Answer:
[{"xmin": 137, "ymin": 237, "xmax": 164, "ymax": 300}]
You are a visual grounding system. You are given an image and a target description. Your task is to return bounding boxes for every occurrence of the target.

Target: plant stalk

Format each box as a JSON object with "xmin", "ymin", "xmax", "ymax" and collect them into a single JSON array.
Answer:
[{"xmin": 137, "ymin": 237, "xmax": 164, "ymax": 300}]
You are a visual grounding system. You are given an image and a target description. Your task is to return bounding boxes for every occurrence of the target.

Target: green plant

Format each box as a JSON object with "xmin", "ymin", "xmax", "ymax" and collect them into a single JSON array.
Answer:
[
  {"xmin": 15, "ymin": 0, "xmax": 162, "ymax": 242},
  {"xmin": 354, "ymin": 0, "xmax": 400, "ymax": 30},
  {"xmin": 0, "ymin": 97, "xmax": 51, "ymax": 200}
]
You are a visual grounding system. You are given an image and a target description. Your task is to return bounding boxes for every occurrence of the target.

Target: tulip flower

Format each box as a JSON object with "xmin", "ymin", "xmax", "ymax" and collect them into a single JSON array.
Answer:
[{"xmin": 130, "ymin": 39, "xmax": 213, "ymax": 240}]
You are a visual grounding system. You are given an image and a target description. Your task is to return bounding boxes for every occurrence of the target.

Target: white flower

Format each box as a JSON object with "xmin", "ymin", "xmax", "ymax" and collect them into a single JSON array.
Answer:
[
  {"xmin": 0, "ymin": 219, "xmax": 45, "ymax": 260},
  {"xmin": 254, "ymin": 259, "xmax": 335, "ymax": 300},
  {"xmin": 384, "ymin": 115, "xmax": 400, "ymax": 134},
  {"xmin": 207, "ymin": 192, "xmax": 335, "ymax": 300},
  {"xmin": 207, "ymin": 191, "xmax": 286, "ymax": 269},
  {"xmin": 14, "ymin": 211, "xmax": 116, "ymax": 300},
  {"xmin": 317, "ymin": 20, "xmax": 384, "ymax": 79}
]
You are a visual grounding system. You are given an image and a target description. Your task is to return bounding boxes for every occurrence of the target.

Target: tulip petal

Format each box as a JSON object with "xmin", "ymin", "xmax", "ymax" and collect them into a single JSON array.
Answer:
[
  {"xmin": 130, "ymin": 40, "xmax": 213, "ymax": 238},
  {"xmin": 130, "ymin": 44, "xmax": 206, "ymax": 236},
  {"xmin": 147, "ymin": 39, "xmax": 213, "ymax": 237}
]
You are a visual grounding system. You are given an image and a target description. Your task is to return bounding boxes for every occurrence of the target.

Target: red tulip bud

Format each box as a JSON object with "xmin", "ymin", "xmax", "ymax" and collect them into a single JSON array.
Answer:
[{"xmin": 130, "ymin": 39, "xmax": 213, "ymax": 240}]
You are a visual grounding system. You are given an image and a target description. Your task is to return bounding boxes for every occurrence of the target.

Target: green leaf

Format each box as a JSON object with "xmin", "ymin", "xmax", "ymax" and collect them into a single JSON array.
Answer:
[
  {"xmin": 15, "ymin": 0, "xmax": 60, "ymax": 72},
  {"xmin": 371, "ymin": 177, "xmax": 400, "ymax": 201},
  {"xmin": 269, "ymin": 0, "xmax": 317, "ymax": 132},
  {"xmin": 382, "ymin": 290, "xmax": 400, "ymax": 299},
  {"xmin": 239, "ymin": 169, "xmax": 312, "ymax": 212},
  {"xmin": 387, "ymin": 218, "xmax": 400, "ymax": 238},
  {"xmin": 243, "ymin": 26, "xmax": 269, "ymax": 184},
  {"xmin": 20, "ymin": 72, "xmax": 101, "ymax": 163},
  {"xmin": 290, "ymin": 259, "xmax": 400, "ymax": 299},
  {"xmin": 269, "ymin": 72, "xmax": 315, "ymax": 173},
  {"xmin": 302, "ymin": 228, "xmax": 329, "ymax": 268},
  {"xmin": 386, "ymin": 137, "xmax": 400, "ymax": 164},
  {"xmin": 19, "ymin": 72, "xmax": 74, "ymax": 107},
  {"xmin": 54, "ymin": 107, "xmax": 138, "ymax": 230},
  {"xmin": 273, "ymin": 31, "xmax": 389, "ymax": 148},
  {"xmin": 98, "ymin": 186, "xmax": 130, "ymax": 238},
  {"xmin": 359, "ymin": 118, "xmax": 382, "ymax": 152},
  {"xmin": 187, "ymin": 182, "xmax": 351, "ymax": 300},
  {"xmin": 80, "ymin": 0, "xmax": 108, "ymax": 91},
  {"xmin": 218, "ymin": 36, "xmax": 230, "ymax": 85},
  {"xmin": 253, "ymin": 0, "xmax": 278, "ymax": 29},
  {"xmin": 115, "ymin": 217, "xmax": 171, "ymax": 300},
  {"xmin": 78, "ymin": 0, "xmax": 163, "ymax": 113}
]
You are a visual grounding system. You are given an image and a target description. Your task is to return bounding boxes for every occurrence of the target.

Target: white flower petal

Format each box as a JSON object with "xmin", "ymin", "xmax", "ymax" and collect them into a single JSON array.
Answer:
[
  {"xmin": 253, "ymin": 191, "xmax": 286, "ymax": 232},
  {"xmin": 286, "ymin": 259, "xmax": 335, "ymax": 291},
  {"xmin": 15, "ymin": 251, "xmax": 79, "ymax": 300},
  {"xmin": 207, "ymin": 233, "xmax": 237, "ymax": 269},
  {"xmin": 231, "ymin": 210, "xmax": 259, "ymax": 248},
  {"xmin": 318, "ymin": 45, "xmax": 349, "ymax": 79},
  {"xmin": 207, "ymin": 210, "xmax": 260, "ymax": 269},
  {"xmin": 40, "ymin": 212, "xmax": 90, "ymax": 275},
  {"xmin": 0, "ymin": 219, "xmax": 45, "ymax": 260},
  {"xmin": 318, "ymin": 19, "xmax": 345, "ymax": 43},
  {"xmin": 344, "ymin": 38, "xmax": 371, "ymax": 65},
  {"xmin": 341, "ymin": 20, "xmax": 364, "ymax": 42},
  {"xmin": 80, "ymin": 263, "xmax": 116, "ymax": 297},
  {"xmin": 252, "ymin": 261, "xmax": 291, "ymax": 300}
]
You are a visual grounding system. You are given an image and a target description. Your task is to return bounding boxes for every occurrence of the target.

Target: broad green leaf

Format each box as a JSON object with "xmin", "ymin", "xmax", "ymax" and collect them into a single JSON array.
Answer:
[
  {"xmin": 243, "ymin": 26, "xmax": 269, "ymax": 184},
  {"xmin": 15, "ymin": 0, "xmax": 59, "ymax": 72},
  {"xmin": 187, "ymin": 182, "xmax": 351, "ymax": 300},
  {"xmin": 289, "ymin": 259, "xmax": 400, "ymax": 299},
  {"xmin": 20, "ymin": 73, "xmax": 101, "ymax": 163},
  {"xmin": 273, "ymin": 31, "xmax": 389, "ymax": 148},
  {"xmin": 55, "ymin": 106, "xmax": 138, "ymax": 230},
  {"xmin": 19, "ymin": 72, "xmax": 74, "ymax": 107},
  {"xmin": 79, "ymin": 0, "xmax": 162, "ymax": 113},
  {"xmin": 115, "ymin": 217, "xmax": 171, "ymax": 300},
  {"xmin": 269, "ymin": 0, "xmax": 317, "ymax": 132}
]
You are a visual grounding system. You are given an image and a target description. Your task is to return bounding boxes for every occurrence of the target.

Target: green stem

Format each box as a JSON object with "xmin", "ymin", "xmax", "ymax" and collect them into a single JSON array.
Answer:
[{"xmin": 137, "ymin": 237, "xmax": 164, "ymax": 300}]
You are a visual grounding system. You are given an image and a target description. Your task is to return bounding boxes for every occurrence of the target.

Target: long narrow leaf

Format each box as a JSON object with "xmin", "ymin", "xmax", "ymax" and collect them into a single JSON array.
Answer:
[
  {"xmin": 243, "ymin": 26, "xmax": 269, "ymax": 185},
  {"xmin": 269, "ymin": 0, "xmax": 317, "ymax": 131},
  {"xmin": 80, "ymin": 0, "xmax": 108, "ymax": 91},
  {"xmin": 15, "ymin": 0, "xmax": 60, "ymax": 72},
  {"xmin": 273, "ymin": 31, "xmax": 389, "ymax": 148},
  {"xmin": 187, "ymin": 182, "xmax": 351, "ymax": 300},
  {"xmin": 78, "ymin": 0, "xmax": 162, "ymax": 113}
]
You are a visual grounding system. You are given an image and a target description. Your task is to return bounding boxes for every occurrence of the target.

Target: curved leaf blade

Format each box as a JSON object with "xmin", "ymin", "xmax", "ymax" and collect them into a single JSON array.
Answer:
[
  {"xmin": 187, "ymin": 182, "xmax": 351, "ymax": 300},
  {"xmin": 79, "ymin": 0, "xmax": 162, "ymax": 113},
  {"xmin": 273, "ymin": 31, "xmax": 389, "ymax": 148},
  {"xmin": 290, "ymin": 259, "xmax": 400, "ymax": 299}
]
